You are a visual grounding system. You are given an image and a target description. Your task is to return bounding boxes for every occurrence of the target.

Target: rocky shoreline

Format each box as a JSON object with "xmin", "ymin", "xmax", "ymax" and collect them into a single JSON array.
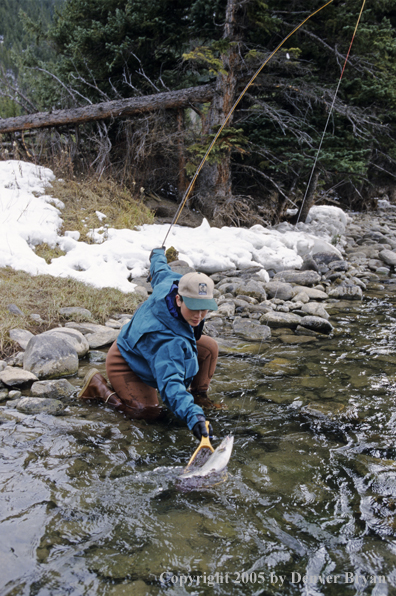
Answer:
[{"xmin": 2, "ymin": 205, "xmax": 396, "ymax": 418}]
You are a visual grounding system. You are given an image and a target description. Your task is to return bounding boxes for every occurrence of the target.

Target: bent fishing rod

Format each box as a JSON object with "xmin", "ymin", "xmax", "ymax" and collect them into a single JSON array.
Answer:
[{"xmin": 161, "ymin": 0, "xmax": 335, "ymax": 248}]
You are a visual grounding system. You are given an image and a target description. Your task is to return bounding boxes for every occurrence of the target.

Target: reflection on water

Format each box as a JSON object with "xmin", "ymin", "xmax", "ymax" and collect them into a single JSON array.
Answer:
[{"xmin": 2, "ymin": 288, "xmax": 396, "ymax": 595}]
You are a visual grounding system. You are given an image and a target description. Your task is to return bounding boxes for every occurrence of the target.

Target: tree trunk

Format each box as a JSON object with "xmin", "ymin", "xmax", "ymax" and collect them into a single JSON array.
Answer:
[
  {"xmin": 296, "ymin": 169, "xmax": 320, "ymax": 223},
  {"xmin": 0, "ymin": 85, "xmax": 215, "ymax": 134},
  {"xmin": 177, "ymin": 109, "xmax": 188, "ymax": 197},
  {"xmin": 195, "ymin": 0, "xmax": 241, "ymax": 223}
]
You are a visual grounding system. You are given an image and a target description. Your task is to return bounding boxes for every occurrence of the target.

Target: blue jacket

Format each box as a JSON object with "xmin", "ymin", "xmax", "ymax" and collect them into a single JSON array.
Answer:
[{"xmin": 117, "ymin": 249, "xmax": 205, "ymax": 430}]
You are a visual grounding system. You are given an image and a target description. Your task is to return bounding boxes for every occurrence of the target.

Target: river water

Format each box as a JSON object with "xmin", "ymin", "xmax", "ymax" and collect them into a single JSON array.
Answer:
[{"xmin": 1, "ymin": 283, "xmax": 396, "ymax": 595}]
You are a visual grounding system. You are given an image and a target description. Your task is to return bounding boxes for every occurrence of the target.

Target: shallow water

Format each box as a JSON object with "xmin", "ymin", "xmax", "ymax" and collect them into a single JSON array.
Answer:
[{"xmin": 2, "ymin": 285, "xmax": 396, "ymax": 595}]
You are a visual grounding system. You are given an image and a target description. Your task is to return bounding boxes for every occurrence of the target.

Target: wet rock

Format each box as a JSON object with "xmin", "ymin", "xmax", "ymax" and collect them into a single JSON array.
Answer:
[
  {"xmin": 23, "ymin": 335, "xmax": 79, "ymax": 379},
  {"xmin": 327, "ymin": 286, "xmax": 363, "ymax": 300},
  {"xmin": 298, "ymin": 315, "xmax": 333, "ymax": 335},
  {"xmin": 9, "ymin": 328, "xmax": 35, "ymax": 350},
  {"xmin": 233, "ymin": 318, "xmax": 271, "ymax": 341},
  {"xmin": 273, "ymin": 270, "xmax": 321, "ymax": 286},
  {"xmin": 88, "ymin": 350, "xmax": 107, "ymax": 363},
  {"xmin": 59, "ymin": 307, "xmax": 92, "ymax": 319},
  {"xmin": 259, "ymin": 311, "xmax": 302, "ymax": 329},
  {"xmin": 31, "ymin": 379, "xmax": 75, "ymax": 399},
  {"xmin": 16, "ymin": 397, "xmax": 65, "ymax": 416},
  {"xmin": 0, "ymin": 366, "xmax": 39, "ymax": 386},
  {"xmin": 300, "ymin": 303, "xmax": 330, "ymax": 320},
  {"xmin": 42, "ymin": 327, "xmax": 90, "ymax": 357}
]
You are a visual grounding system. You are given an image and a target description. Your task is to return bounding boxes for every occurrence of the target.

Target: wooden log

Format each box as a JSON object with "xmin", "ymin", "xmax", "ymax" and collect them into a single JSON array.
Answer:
[{"xmin": 0, "ymin": 84, "xmax": 215, "ymax": 134}]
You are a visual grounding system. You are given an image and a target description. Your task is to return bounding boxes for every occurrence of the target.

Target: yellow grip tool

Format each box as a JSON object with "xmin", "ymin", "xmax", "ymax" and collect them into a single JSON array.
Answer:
[{"xmin": 186, "ymin": 421, "xmax": 214, "ymax": 468}]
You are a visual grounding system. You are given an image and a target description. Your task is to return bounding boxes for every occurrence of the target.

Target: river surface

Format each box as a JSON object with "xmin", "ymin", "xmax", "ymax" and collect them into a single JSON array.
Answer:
[{"xmin": 1, "ymin": 284, "xmax": 396, "ymax": 595}]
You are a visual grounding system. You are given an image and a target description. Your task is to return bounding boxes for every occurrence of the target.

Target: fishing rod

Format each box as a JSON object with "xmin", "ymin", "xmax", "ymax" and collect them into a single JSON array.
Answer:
[
  {"xmin": 162, "ymin": 0, "xmax": 335, "ymax": 247},
  {"xmin": 297, "ymin": 0, "xmax": 367, "ymax": 223}
]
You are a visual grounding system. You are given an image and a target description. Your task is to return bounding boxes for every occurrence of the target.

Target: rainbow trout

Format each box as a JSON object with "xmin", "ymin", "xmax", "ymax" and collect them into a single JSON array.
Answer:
[{"xmin": 180, "ymin": 435, "xmax": 234, "ymax": 479}]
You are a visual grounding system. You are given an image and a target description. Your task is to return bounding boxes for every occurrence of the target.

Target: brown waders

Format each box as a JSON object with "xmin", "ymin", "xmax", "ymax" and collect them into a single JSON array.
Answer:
[{"xmin": 78, "ymin": 335, "xmax": 220, "ymax": 420}]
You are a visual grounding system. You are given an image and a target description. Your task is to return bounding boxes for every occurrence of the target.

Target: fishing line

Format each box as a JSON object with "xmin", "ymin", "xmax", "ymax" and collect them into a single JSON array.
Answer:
[
  {"xmin": 162, "ymin": 0, "xmax": 335, "ymax": 247},
  {"xmin": 296, "ymin": 0, "xmax": 367, "ymax": 224}
]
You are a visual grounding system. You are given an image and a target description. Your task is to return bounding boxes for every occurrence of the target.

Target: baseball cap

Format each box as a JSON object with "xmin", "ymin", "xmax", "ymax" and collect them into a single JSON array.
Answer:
[{"xmin": 178, "ymin": 272, "xmax": 218, "ymax": 311}]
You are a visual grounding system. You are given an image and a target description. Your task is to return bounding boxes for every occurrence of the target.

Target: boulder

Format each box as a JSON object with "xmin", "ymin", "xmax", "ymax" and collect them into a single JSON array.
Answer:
[
  {"xmin": 42, "ymin": 327, "xmax": 90, "ymax": 357},
  {"xmin": 233, "ymin": 318, "xmax": 271, "ymax": 341},
  {"xmin": 23, "ymin": 335, "xmax": 79, "ymax": 379},
  {"xmin": 0, "ymin": 366, "xmax": 38, "ymax": 386},
  {"xmin": 16, "ymin": 397, "xmax": 65, "ymax": 416}
]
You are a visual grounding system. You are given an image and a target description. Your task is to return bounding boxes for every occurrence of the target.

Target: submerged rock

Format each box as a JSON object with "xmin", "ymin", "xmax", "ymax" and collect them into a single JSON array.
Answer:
[
  {"xmin": 327, "ymin": 286, "xmax": 363, "ymax": 300},
  {"xmin": 16, "ymin": 397, "xmax": 65, "ymax": 416},
  {"xmin": 233, "ymin": 318, "xmax": 271, "ymax": 341},
  {"xmin": 31, "ymin": 379, "xmax": 75, "ymax": 399}
]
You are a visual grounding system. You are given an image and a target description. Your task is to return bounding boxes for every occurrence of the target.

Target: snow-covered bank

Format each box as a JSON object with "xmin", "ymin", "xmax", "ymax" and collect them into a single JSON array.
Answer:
[{"xmin": 0, "ymin": 160, "xmax": 350, "ymax": 293}]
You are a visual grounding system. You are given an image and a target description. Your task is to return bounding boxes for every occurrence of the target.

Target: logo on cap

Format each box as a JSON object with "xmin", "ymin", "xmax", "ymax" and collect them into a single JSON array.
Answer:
[{"xmin": 198, "ymin": 283, "xmax": 208, "ymax": 295}]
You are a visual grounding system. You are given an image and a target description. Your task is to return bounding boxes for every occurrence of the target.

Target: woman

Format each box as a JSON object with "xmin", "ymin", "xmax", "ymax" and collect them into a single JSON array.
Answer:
[{"xmin": 78, "ymin": 247, "xmax": 219, "ymax": 440}]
